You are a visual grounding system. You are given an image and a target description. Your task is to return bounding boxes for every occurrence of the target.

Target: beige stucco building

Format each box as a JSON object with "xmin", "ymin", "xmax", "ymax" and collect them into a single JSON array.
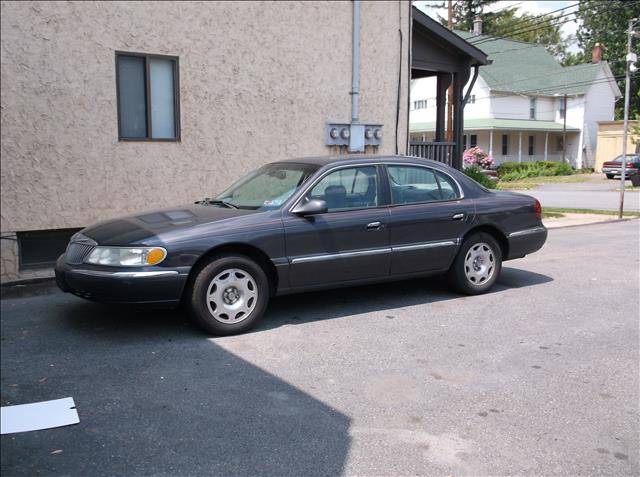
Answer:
[
  {"xmin": 594, "ymin": 120, "xmax": 640, "ymax": 172},
  {"xmin": 1, "ymin": 1, "xmax": 411, "ymax": 282}
]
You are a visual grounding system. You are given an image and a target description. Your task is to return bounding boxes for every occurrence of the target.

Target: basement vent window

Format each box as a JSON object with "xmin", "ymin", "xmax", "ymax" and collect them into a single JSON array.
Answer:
[{"xmin": 17, "ymin": 228, "xmax": 83, "ymax": 271}]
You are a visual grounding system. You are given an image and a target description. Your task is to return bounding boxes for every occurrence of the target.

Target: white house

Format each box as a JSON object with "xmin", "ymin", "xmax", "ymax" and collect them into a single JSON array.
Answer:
[{"xmin": 410, "ymin": 29, "xmax": 622, "ymax": 169}]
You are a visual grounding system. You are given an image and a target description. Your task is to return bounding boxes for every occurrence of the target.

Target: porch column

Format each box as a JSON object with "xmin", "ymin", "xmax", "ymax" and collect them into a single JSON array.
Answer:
[
  {"xmin": 544, "ymin": 132, "xmax": 548, "ymax": 162},
  {"xmin": 435, "ymin": 73, "xmax": 450, "ymax": 142},
  {"xmin": 489, "ymin": 130, "xmax": 493, "ymax": 157},
  {"xmin": 518, "ymin": 132, "xmax": 522, "ymax": 163},
  {"xmin": 452, "ymin": 70, "xmax": 469, "ymax": 170}
]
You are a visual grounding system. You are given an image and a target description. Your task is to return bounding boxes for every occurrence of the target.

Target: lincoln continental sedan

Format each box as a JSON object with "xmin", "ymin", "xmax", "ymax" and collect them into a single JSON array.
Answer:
[{"xmin": 55, "ymin": 155, "xmax": 547, "ymax": 335}]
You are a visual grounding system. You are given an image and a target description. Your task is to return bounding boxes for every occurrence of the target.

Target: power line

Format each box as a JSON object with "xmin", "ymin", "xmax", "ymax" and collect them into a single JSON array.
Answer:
[
  {"xmin": 463, "ymin": 1, "xmax": 581, "ymax": 43},
  {"xmin": 411, "ymin": 73, "xmax": 631, "ymax": 110},
  {"xmin": 467, "ymin": 0, "xmax": 637, "ymax": 46}
]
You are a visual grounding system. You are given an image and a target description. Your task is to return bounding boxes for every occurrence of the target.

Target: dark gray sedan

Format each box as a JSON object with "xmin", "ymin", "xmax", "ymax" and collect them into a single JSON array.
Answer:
[{"xmin": 55, "ymin": 155, "xmax": 547, "ymax": 335}]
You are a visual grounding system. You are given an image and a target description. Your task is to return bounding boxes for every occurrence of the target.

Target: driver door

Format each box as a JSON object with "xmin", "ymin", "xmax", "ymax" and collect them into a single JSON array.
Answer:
[{"xmin": 283, "ymin": 165, "xmax": 391, "ymax": 288}]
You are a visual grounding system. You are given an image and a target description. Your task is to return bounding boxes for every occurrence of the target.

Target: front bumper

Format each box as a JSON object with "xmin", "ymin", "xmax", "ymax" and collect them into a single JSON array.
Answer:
[
  {"xmin": 506, "ymin": 225, "xmax": 548, "ymax": 260},
  {"xmin": 55, "ymin": 255, "xmax": 190, "ymax": 305}
]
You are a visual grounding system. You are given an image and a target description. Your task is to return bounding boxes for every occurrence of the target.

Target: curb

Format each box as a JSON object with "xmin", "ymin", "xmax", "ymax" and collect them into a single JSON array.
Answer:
[{"xmin": 546, "ymin": 216, "xmax": 638, "ymax": 230}]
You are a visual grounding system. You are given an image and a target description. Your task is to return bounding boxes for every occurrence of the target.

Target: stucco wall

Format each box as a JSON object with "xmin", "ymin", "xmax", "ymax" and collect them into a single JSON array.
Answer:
[{"xmin": 0, "ymin": 1, "xmax": 410, "ymax": 280}]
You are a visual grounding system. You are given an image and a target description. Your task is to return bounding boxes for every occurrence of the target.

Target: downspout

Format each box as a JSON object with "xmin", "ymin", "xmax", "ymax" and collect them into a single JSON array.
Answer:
[
  {"xmin": 351, "ymin": 0, "xmax": 360, "ymax": 124},
  {"xmin": 463, "ymin": 64, "xmax": 480, "ymax": 106}
]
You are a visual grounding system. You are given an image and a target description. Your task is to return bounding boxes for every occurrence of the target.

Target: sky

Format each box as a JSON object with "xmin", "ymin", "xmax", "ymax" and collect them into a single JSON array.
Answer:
[{"xmin": 413, "ymin": 0, "xmax": 582, "ymax": 53}]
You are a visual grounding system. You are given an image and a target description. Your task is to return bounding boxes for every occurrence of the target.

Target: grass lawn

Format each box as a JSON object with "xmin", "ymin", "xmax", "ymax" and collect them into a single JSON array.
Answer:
[
  {"xmin": 542, "ymin": 207, "xmax": 640, "ymax": 219},
  {"xmin": 497, "ymin": 175, "xmax": 590, "ymax": 190}
]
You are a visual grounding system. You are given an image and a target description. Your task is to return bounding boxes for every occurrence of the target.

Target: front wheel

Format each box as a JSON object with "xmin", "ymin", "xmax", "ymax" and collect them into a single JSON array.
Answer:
[
  {"xmin": 186, "ymin": 254, "xmax": 269, "ymax": 335},
  {"xmin": 448, "ymin": 233, "xmax": 502, "ymax": 295},
  {"xmin": 605, "ymin": 174, "xmax": 614, "ymax": 179}
]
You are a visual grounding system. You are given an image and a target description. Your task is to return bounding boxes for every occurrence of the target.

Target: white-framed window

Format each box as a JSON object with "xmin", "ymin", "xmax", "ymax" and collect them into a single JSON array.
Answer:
[
  {"xmin": 529, "ymin": 97, "xmax": 537, "ymax": 120},
  {"xmin": 469, "ymin": 94, "xmax": 476, "ymax": 104},
  {"xmin": 557, "ymin": 98, "xmax": 566, "ymax": 120},
  {"xmin": 413, "ymin": 99, "xmax": 428, "ymax": 110}
]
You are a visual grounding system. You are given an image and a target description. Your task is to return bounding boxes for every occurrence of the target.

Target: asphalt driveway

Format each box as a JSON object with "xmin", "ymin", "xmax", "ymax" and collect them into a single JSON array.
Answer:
[
  {"xmin": 1, "ymin": 220, "xmax": 639, "ymax": 476},
  {"xmin": 517, "ymin": 174, "xmax": 640, "ymax": 211}
]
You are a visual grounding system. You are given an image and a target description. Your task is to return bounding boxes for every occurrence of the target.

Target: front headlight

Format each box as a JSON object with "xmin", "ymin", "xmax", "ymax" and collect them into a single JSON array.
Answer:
[{"xmin": 85, "ymin": 247, "xmax": 167, "ymax": 267}]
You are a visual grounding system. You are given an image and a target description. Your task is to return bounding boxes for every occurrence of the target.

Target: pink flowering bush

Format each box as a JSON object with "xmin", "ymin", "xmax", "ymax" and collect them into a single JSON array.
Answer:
[{"xmin": 463, "ymin": 147, "xmax": 494, "ymax": 169}]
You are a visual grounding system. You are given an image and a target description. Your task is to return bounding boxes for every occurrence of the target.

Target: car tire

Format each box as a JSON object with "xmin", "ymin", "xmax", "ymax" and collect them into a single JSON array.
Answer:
[
  {"xmin": 448, "ymin": 232, "xmax": 502, "ymax": 295},
  {"xmin": 186, "ymin": 254, "xmax": 269, "ymax": 335},
  {"xmin": 606, "ymin": 174, "xmax": 614, "ymax": 179}
]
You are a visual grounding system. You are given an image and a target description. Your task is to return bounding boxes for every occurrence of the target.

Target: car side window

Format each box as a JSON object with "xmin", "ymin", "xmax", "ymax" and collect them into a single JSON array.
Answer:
[
  {"xmin": 305, "ymin": 166, "xmax": 378, "ymax": 212},
  {"xmin": 435, "ymin": 171, "xmax": 461, "ymax": 200},
  {"xmin": 388, "ymin": 166, "xmax": 442, "ymax": 204}
]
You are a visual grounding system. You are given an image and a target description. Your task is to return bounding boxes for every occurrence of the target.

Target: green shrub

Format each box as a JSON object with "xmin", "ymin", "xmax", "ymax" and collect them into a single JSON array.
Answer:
[
  {"xmin": 497, "ymin": 161, "xmax": 574, "ymax": 181},
  {"xmin": 552, "ymin": 162, "xmax": 573, "ymax": 176},
  {"xmin": 464, "ymin": 165, "xmax": 497, "ymax": 189},
  {"xmin": 496, "ymin": 162, "xmax": 525, "ymax": 175}
]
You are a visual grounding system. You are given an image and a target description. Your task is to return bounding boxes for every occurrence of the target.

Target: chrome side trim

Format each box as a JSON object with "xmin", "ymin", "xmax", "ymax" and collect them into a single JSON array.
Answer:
[
  {"xmin": 290, "ymin": 247, "xmax": 392, "ymax": 264},
  {"xmin": 70, "ymin": 270, "xmax": 180, "ymax": 278},
  {"xmin": 392, "ymin": 239, "xmax": 458, "ymax": 252},
  {"xmin": 290, "ymin": 239, "xmax": 460, "ymax": 264},
  {"xmin": 508, "ymin": 226, "xmax": 546, "ymax": 238}
]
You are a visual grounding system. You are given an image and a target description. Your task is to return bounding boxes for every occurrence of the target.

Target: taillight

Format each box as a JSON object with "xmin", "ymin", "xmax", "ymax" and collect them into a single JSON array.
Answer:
[{"xmin": 534, "ymin": 199, "xmax": 542, "ymax": 220}]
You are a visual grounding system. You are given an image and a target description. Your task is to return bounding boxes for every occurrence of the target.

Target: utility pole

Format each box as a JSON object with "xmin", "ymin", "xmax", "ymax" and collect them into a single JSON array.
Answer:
[
  {"xmin": 562, "ymin": 93, "xmax": 567, "ymax": 164},
  {"xmin": 619, "ymin": 18, "xmax": 639, "ymax": 219},
  {"xmin": 446, "ymin": 0, "xmax": 453, "ymax": 143}
]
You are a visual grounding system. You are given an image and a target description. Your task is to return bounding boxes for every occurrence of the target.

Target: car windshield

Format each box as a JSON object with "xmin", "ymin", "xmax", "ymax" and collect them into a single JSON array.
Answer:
[{"xmin": 214, "ymin": 163, "xmax": 319, "ymax": 210}]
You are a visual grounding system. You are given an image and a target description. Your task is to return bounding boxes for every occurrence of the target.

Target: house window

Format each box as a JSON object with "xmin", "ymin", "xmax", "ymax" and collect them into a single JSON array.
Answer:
[
  {"xmin": 529, "ymin": 97, "xmax": 537, "ymax": 120},
  {"xmin": 470, "ymin": 134, "xmax": 478, "ymax": 148},
  {"xmin": 558, "ymin": 98, "xmax": 566, "ymax": 120},
  {"xmin": 557, "ymin": 137, "xmax": 564, "ymax": 151},
  {"xmin": 528, "ymin": 135, "xmax": 535, "ymax": 155},
  {"xmin": 116, "ymin": 52, "xmax": 180, "ymax": 140},
  {"xmin": 501, "ymin": 134, "xmax": 508, "ymax": 155},
  {"xmin": 413, "ymin": 99, "xmax": 428, "ymax": 110},
  {"xmin": 469, "ymin": 94, "xmax": 476, "ymax": 104}
]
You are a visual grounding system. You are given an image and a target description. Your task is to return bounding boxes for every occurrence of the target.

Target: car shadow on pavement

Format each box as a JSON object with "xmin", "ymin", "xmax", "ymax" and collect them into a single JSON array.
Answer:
[
  {"xmin": 1, "ymin": 292, "xmax": 351, "ymax": 476},
  {"xmin": 257, "ymin": 266, "xmax": 553, "ymax": 332}
]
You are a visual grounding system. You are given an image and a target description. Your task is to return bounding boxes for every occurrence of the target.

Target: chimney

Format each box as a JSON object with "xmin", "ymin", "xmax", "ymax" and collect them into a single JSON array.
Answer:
[
  {"xmin": 473, "ymin": 16, "xmax": 483, "ymax": 34},
  {"xmin": 592, "ymin": 43, "xmax": 604, "ymax": 63}
]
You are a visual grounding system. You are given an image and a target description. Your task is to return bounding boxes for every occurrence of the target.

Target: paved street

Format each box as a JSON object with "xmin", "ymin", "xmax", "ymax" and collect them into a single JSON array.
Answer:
[
  {"xmin": 516, "ymin": 175, "xmax": 640, "ymax": 211},
  {"xmin": 1, "ymin": 220, "xmax": 639, "ymax": 476}
]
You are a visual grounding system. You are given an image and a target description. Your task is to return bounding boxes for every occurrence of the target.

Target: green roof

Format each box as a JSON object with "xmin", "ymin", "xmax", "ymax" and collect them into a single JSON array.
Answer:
[
  {"xmin": 455, "ymin": 31, "xmax": 604, "ymax": 96},
  {"xmin": 410, "ymin": 118, "xmax": 581, "ymax": 132}
]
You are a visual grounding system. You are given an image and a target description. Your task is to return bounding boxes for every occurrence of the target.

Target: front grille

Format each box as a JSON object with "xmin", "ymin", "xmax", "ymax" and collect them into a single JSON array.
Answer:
[{"xmin": 65, "ymin": 242, "xmax": 95, "ymax": 265}]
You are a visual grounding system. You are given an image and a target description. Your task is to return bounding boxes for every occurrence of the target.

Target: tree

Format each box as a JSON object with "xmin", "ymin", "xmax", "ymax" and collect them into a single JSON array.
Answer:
[
  {"xmin": 573, "ymin": 0, "xmax": 640, "ymax": 119},
  {"xmin": 437, "ymin": 1, "xmax": 567, "ymax": 60},
  {"xmin": 482, "ymin": 9, "xmax": 567, "ymax": 60},
  {"xmin": 436, "ymin": 0, "xmax": 497, "ymax": 31}
]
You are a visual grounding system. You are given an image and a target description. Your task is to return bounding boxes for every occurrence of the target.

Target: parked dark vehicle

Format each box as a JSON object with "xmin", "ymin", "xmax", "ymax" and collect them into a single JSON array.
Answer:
[
  {"xmin": 55, "ymin": 156, "xmax": 547, "ymax": 335},
  {"xmin": 602, "ymin": 154, "xmax": 640, "ymax": 179}
]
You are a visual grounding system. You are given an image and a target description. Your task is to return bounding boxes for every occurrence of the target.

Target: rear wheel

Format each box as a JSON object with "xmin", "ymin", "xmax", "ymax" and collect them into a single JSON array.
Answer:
[
  {"xmin": 448, "ymin": 233, "xmax": 502, "ymax": 295},
  {"xmin": 186, "ymin": 254, "xmax": 269, "ymax": 335},
  {"xmin": 606, "ymin": 174, "xmax": 614, "ymax": 179}
]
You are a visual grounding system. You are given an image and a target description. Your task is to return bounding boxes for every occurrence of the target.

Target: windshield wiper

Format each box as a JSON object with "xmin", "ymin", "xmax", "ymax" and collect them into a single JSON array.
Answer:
[{"xmin": 197, "ymin": 198, "xmax": 238, "ymax": 209}]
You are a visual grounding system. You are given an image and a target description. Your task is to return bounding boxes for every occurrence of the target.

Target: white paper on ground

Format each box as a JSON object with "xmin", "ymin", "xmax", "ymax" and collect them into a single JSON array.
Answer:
[{"xmin": 1, "ymin": 397, "xmax": 79, "ymax": 434}]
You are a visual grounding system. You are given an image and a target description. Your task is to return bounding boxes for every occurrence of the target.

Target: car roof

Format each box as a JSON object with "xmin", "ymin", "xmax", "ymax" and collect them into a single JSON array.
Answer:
[{"xmin": 273, "ymin": 155, "xmax": 450, "ymax": 169}]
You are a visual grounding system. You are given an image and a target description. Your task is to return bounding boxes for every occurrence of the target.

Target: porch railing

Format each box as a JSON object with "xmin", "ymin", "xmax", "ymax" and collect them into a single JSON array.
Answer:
[{"xmin": 409, "ymin": 141, "xmax": 455, "ymax": 166}]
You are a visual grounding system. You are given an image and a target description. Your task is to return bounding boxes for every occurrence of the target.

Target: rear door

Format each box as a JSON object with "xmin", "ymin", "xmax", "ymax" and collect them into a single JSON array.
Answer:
[
  {"xmin": 386, "ymin": 164, "xmax": 473, "ymax": 274},
  {"xmin": 283, "ymin": 165, "xmax": 391, "ymax": 287}
]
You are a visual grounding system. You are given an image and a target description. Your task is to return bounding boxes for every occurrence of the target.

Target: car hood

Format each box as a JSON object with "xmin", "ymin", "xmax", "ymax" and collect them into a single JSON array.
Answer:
[{"xmin": 80, "ymin": 204, "xmax": 259, "ymax": 246}]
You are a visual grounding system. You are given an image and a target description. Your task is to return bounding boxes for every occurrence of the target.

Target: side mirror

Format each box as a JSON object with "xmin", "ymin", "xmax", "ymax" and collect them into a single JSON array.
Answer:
[{"xmin": 292, "ymin": 199, "xmax": 328, "ymax": 216}]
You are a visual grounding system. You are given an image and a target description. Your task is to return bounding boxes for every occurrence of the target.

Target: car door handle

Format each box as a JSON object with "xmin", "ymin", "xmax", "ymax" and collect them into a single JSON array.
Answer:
[
  {"xmin": 365, "ymin": 221, "xmax": 383, "ymax": 230},
  {"xmin": 452, "ymin": 213, "xmax": 464, "ymax": 220}
]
